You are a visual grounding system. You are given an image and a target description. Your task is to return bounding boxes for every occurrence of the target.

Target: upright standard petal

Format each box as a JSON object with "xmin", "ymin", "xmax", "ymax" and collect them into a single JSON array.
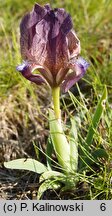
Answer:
[
  {"xmin": 67, "ymin": 30, "xmax": 80, "ymax": 58},
  {"xmin": 20, "ymin": 3, "xmax": 47, "ymax": 60},
  {"xmin": 46, "ymin": 9, "xmax": 73, "ymax": 75}
]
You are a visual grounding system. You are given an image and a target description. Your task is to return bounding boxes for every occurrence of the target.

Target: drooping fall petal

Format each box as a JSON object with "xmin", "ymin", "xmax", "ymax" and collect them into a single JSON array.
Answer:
[
  {"xmin": 62, "ymin": 57, "xmax": 90, "ymax": 92},
  {"xmin": 16, "ymin": 62, "xmax": 46, "ymax": 85}
]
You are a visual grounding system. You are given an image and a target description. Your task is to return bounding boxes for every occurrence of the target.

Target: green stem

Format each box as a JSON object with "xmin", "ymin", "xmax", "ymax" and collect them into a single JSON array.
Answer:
[
  {"xmin": 52, "ymin": 87, "xmax": 60, "ymax": 119},
  {"xmin": 50, "ymin": 87, "xmax": 71, "ymax": 172},
  {"xmin": 49, "ymin": 109, "xmax": 71, "ymax": 172}
]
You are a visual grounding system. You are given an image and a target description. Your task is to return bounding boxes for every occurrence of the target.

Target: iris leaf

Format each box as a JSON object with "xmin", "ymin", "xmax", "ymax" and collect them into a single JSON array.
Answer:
[
  {"xmin": 4, "ymin": 158, "xmax": 47, "ymax": 174},
  {"xmin": 39, "ymin": 170, "xmax": 65, "ymax": 183},
  {"xmin": 37, "ymin": 179, "xmax": 61, "ymax": 200}
]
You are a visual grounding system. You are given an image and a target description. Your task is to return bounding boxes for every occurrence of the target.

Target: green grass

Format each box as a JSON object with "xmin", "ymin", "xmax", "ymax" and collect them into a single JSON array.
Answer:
[{"xmin": 0, "ymin": 0, "xmax": 112, "ymax": 199}]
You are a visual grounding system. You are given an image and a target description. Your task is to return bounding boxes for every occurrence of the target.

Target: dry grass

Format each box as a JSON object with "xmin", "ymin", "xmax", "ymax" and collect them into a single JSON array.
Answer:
[{"xmin": 0, "ymin": 85, "xmax": 51, "ymax": 199}]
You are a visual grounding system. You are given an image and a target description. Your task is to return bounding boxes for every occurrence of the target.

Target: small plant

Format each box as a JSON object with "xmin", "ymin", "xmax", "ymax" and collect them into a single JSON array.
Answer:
[{"xmin": 4, "ymin": 3, "xmax": 108, "ymax": 199}]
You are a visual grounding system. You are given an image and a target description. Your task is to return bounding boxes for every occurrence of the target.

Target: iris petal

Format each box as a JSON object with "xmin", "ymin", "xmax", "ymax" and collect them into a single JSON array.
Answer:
[
  {"xmin": 67, "ymin": 30, "xmax": 80, "ymax": 58},
  {"xmin": 62, "ymin": 57, "xmax": 89, "ymax": 92},
  {"xmin": 16, "ymin": 62, "xmax": 46, "ymax": 85}
]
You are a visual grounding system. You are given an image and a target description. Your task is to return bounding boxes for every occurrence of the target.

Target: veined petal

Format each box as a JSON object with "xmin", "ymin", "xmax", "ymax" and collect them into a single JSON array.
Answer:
[
  {"xmin": 67, "ymin": 30, "xmax": 80, "ymax": 58},
  {"xmin": 30, "ymin": 8, "xmax": 73, "ymax": 74},
  {"xmin": 56, "ymin": 68, "xmax": 68, "ymax": 85},
  {"xmin": 20, "ymin": 3, "xmax": 47, "ymax": 60},
  {"xmin": 47, "ymin": 9, "xmax": 72, "ymax": 73},
  {"xmin": 16, "ymin": 62, "xmax": 46, "ymax": 85},
  {"xmin": 62, "ymin": 57, "xmax": 89, "ymax": 92}
]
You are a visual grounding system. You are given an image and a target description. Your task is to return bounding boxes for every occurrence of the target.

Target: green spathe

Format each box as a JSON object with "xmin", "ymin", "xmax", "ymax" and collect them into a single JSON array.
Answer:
[{"xmin": 49, "ymin": 109, "xmax": 71, "ymax": 172}]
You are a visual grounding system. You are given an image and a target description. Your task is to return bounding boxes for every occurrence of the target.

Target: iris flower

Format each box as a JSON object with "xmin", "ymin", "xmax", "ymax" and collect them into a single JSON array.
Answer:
[{"xmin": 17, "ymin": 3, "xmax": 89, "ymax": 93}]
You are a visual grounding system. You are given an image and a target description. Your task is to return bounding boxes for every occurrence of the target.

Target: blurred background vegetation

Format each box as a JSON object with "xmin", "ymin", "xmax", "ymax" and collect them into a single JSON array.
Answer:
[{"xmin": 0, "ymin": 0, "xmax": 112, "ymax": 199}]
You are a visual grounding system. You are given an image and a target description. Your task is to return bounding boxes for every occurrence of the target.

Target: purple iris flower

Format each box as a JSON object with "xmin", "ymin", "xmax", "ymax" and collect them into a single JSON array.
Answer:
[{"xmin": 17, "ymin": 3, "xmax": 89, "ymax": 92}]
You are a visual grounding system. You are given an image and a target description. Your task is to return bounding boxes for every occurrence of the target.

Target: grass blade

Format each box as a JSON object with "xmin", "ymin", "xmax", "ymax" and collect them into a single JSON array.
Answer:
[
  {"xmin": 69, "ymin": 117, "xmax": 78, "ymax": 172},
  {"xmin": 86, "ymin": 86, "xmax": 107, "ymax": 147},
  {"xmin": 46, "ymin": 137, "xmax": 54, "ymax": 170}
]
